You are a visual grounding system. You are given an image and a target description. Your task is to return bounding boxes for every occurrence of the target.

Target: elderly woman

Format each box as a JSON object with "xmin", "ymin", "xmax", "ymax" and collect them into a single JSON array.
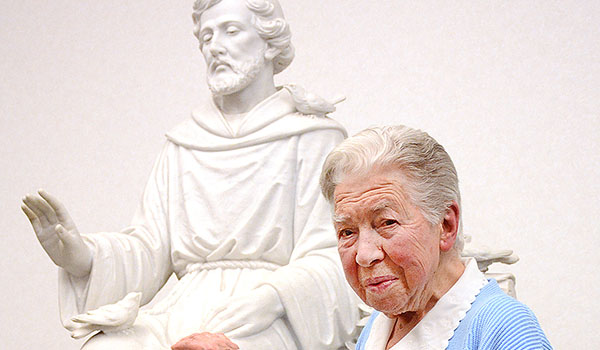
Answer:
[{"xmin": 320, "ymin": 125, "xmax": 552, "ymax": 350}]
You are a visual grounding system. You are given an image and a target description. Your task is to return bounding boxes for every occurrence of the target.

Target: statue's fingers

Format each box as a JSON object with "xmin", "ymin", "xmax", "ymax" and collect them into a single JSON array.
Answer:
[
  {"xmin": 39, "ymin": 189, "xmax": 75, "ymax": 225},
  {"xmin": 207, "ymin": 306, "xmax": 234, "ymax": 330},
  {"xmin": 21, "ymin": 204, "xmax": 43, "ymax": 233},
  {"xmin": 203, "ymin": 304, "xmax": 227, "ymax": 329},
  {"xmin": 32, "ymin": 192, "xmax": 60, "ymax": 223},
  {"xmin": 210, "ymin": 312, "xmax": 242, "ymax": 335},
  {"xmin": 28, "ymin": 194, "xmax": 59, "ymax": 225},
  {"xmin": 55, "ymin": 223, "xmax": 85, "ymax": 252},
  {"xmin": 204, "ymin": 314, "xmax": 225, "ymax": 333},
  {"xmin": 214, "ymin": 333, "xmax": 240, "ymax": 350},
  {"xmin": 56, "ymin": 223, "xmax": 81, "ymax": 246},
  {"xmin": 22, "ymin": 195, "xmax": 53, "ymax": 227},
  {"xmin": 225, "ymin": 323, "xmax": 252, "ymax": 340}
]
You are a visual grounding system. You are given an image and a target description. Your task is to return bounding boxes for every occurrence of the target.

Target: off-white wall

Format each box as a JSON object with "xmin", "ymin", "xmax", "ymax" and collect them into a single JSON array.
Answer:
[{"xmin": 1, "ymin": 1, "xmax": 598, "ymax": 348}]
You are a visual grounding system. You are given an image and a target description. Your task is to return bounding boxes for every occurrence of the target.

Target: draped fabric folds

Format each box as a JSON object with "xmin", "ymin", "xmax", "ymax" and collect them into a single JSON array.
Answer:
[{"xmin": 58, "ymin": 88, "xmax": 358, "ymax": 349}]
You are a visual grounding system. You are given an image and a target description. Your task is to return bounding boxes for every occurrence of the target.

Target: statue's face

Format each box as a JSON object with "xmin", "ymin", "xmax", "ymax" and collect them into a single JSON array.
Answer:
[{"xmin": 198, "ymin": 0, "xmax": 269, "ymax": 96}]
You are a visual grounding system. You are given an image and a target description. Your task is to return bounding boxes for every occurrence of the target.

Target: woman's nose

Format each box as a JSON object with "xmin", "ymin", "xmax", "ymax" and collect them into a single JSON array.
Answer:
[{"xmin": 355, "ymin": 229, "xmax": 384, "ymax": 267}]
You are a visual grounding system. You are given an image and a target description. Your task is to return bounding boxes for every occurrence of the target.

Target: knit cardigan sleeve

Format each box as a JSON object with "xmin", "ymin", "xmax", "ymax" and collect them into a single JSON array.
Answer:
[{"xmin": 468, "ymin": 293, "xmax": 553, "ymax": 350}]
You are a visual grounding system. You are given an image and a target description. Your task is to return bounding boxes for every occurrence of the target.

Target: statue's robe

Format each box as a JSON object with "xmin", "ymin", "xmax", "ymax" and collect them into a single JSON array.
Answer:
[{"xmin": 59, "ymin": 87, "xmax": 358, "ymax": 349}]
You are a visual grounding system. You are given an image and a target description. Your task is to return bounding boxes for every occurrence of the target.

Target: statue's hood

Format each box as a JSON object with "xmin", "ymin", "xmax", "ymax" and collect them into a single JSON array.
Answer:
[{"xmin": 166, "ymin": 87, "xmax": 346, "ymax": 151}]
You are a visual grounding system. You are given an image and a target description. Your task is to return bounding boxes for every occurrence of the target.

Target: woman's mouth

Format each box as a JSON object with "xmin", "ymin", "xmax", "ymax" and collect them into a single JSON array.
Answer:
[{"xmin": 364, "ymin": 276, "xmax": 398, "ymax": 292}]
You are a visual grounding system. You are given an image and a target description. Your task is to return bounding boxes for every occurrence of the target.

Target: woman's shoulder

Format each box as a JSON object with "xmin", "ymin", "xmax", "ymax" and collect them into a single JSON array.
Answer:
[
  {"xmin": 465, "ymin": 280, "xmax": 552, "ymax": 349},
  {"xmin": 473, "ymin": 281, "xmax": 538, "ymax": 325}
]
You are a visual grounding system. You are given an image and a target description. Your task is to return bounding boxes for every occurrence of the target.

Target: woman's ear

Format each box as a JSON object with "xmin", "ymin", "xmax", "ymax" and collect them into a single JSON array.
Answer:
[{"xmin": 440, "ymin": 201, "xmax": 460, "ymax": 252}]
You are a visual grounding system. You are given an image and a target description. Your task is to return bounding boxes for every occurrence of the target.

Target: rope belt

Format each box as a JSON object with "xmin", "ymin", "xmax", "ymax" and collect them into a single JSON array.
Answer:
[
  {"xmin": 147, "ymin": 260, "xmax": 281, "ymax": 315},
  {"xmin": 185, "ymin": 260, "xmax": 282, "ymax": 274}
]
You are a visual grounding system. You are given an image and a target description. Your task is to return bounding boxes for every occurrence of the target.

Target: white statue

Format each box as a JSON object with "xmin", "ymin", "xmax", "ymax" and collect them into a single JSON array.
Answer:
[
  {"xmin": 21, "ymin": 0, "xmax": 358, "ymax": 349},
  {"xmin": 461, "ymin": 236, "xmax": 520, "ymax": 298}
]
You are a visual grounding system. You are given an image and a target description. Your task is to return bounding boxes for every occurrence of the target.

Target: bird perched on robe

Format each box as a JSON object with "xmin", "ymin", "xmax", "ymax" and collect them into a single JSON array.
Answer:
[
  {"xmin": 66, "ymin": 292, "xmax": 142, "ymax": 339},
  {"xmin": 285, "ymin": 84, "xmax": 344, "ymax": 117}
]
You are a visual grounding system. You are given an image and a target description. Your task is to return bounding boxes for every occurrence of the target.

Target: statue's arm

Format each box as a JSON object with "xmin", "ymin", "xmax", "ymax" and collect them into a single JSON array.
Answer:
[{"xmin": 50, "ymin": 142, "xmax": 175, "ymax": 320}]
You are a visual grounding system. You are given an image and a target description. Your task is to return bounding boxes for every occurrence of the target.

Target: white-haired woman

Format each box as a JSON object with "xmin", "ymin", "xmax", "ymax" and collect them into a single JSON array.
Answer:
[{"xmin": 320, "ymin": 125, "xmax": 552, "ymax": 350}]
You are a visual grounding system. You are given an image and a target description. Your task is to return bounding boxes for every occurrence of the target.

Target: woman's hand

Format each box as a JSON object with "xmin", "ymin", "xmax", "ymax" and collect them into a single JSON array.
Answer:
[{"xmin": 171, "ymin": 332, "xmax": 239, "ymax": 350}]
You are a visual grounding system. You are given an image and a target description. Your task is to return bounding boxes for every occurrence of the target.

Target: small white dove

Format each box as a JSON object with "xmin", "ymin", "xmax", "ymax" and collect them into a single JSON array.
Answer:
[
  {"xmin": 67, "ymin": 292, "xmax": 142, "ymax": 339},
  {"xmin": 285, "ymin": 84, "xmax": 343, "ymax": 117}
]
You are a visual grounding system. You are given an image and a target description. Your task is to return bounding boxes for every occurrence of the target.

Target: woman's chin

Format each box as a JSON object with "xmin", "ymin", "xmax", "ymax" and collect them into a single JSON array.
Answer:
[{"xmin": 366, "ymin": 292, "xmax": 410, "ymax": 317}]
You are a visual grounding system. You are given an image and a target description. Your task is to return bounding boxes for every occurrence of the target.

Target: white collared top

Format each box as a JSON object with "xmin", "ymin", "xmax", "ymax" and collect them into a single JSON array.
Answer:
[{"xmin": 364, "ymin": 258, "xmax": 488, "ymax": 350}]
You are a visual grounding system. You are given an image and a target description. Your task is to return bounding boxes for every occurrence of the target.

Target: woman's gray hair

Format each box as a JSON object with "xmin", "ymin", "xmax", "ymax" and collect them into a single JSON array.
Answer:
[
  {"xmin": 320, "ymin": 125, "xmax": 464, "ymax": 251},
  {"xmin": 192, "ymin": 0, "xmax": 295, "ymax": 74}
]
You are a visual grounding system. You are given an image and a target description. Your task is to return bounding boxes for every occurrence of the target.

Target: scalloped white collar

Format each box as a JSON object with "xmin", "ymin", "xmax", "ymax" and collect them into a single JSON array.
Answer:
[{"xmin": 364, "ymin": 258, "xmax": 488, "ymax": 350}]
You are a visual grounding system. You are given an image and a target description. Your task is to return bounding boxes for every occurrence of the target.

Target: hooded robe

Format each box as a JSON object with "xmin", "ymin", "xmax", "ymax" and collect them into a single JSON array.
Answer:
[{"xmin": 58, "ymin": 87, "xmax": 358, "ymax": 349}]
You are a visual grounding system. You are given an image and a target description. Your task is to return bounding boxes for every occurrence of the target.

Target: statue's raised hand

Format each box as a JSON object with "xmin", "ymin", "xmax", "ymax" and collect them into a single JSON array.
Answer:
[{"xmin": 21, "ymin": 190, "xmax": 92, "ymax": 277}]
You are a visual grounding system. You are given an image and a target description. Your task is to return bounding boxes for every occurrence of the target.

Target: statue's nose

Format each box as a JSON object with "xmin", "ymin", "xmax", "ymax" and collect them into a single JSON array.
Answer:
[{"xmin": 208, "ymin": 40, "xmax": 226, "ymax": 57}]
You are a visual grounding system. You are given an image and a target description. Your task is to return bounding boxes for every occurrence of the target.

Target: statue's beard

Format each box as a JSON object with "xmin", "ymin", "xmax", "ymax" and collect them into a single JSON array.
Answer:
[{"xmin": 207, "ymin": 52, "xmax": 265, "ymax": 96}]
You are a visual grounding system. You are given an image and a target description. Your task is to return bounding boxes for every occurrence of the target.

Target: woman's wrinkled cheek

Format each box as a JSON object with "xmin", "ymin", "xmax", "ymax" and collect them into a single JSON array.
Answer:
[{"xmin": 339, "ymin": 247, "xmax": 363, "ymax": 298}]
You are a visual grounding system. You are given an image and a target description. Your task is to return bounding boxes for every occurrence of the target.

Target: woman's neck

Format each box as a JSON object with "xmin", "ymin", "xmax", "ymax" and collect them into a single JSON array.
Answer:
[
  {"xmin": 386, "ymin": 312, "xmax": 422, "ymax": 349},
  {"xmin": 386, "ymin": 253, "xmax": 465, "ymax": 349}
]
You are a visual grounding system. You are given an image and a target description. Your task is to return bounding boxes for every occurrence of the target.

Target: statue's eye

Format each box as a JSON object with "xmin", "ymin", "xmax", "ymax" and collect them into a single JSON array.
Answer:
[
  {"xmin": 201, "ymin": 33, "xmax": 213, "ymax": 43},
  {"xmin": 226, "ymin": 26, "xmax": 240, "ymax": 35}
]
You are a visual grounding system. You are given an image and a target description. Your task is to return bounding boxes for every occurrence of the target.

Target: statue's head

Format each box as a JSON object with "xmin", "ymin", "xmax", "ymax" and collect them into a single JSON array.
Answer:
[{"xmin": 192, "ymin": 0, "xmax": 294, "ymax": 96}]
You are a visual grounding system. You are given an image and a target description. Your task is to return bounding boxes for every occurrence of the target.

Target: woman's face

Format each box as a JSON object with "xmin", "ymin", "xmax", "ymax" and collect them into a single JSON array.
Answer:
[{"xmin": 333, "ymin": 168, "xmax": 443, "ymax": 317}]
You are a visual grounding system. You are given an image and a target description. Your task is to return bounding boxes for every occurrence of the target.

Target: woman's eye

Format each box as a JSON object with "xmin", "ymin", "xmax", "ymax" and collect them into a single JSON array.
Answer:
[
  {"xmin": 338, "ymin": 229, "xmax": 355, "ymax": 238},
  {"xmin": 383, "ymin": 219, "xmax": 398, "ymax": 226}
]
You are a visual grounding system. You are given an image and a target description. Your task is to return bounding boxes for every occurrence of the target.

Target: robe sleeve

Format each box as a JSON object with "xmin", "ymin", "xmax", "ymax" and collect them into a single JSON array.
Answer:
[
  {"xmin": 58, "ymin": 142, "xmax": 175, "ymax": 327},
  {"xmin": 261, "ymin": 128, "xmax": 359, "ymax": 349}
]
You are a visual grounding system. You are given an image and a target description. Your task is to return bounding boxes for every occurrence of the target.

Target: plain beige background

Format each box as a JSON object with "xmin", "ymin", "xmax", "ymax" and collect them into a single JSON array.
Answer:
[{"xmin": 2, "ymin": 1, "xmax": 598, "ymax": 348}]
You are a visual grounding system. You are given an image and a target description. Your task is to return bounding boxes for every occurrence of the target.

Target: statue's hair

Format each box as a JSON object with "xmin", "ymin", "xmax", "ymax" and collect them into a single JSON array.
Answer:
[
  {"xmin": 192, "ymin": 0, "xmax": 294, "ymax": 74},
  {"xmin": 320, "ymin": 125, "xmax": 464, "ymax": 252}
]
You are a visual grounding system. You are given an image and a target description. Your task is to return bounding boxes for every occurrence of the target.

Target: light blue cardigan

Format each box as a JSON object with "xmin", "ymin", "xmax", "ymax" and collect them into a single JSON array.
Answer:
[{"xmin": 356, "ymin": 280, "xmax": 552, "ymax": 350}]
